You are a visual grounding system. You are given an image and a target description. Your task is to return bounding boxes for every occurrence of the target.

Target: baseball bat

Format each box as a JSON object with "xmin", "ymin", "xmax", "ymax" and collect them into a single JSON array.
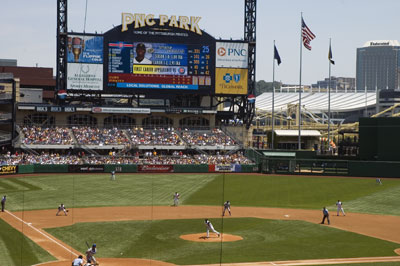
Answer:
[{"xmin": 85, "ymin": 241, "xmax": 90, "ymax": 249}]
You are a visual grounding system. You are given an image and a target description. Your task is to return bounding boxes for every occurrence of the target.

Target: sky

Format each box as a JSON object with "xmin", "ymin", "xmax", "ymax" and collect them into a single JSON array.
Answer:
[{"xmin": 1, "ymin": 0, "xmax": 399, "ymax": 85}]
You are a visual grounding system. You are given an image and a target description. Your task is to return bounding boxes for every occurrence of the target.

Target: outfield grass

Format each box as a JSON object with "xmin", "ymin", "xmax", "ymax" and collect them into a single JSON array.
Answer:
[
  {"xmin": 0, "ymin": 173, "xmax": 218, "ymax": 211},
  {"xmin": 184, "ymin": 174, "xmax": 400, "ymax": 215},
  {"xmin": 1, "ymin": 174, "xmax": 400, "ymax": 216},
  {"xmin": 45, "ymin": 218, "xmax": 400, "ymax": 265},
  {"xmin": 0, "ymin": 218, "xmax": 54, "ymax": 266}
]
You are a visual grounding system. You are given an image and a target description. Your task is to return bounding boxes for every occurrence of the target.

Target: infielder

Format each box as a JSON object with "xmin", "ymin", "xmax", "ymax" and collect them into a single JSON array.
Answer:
[
  {"xmin": 336, "ymin": 200, "xmax": 345, "ymax": 216},
  {"xmin": 86, "ymin": 243, "xmax": 97, "ymax": 265},
  {"xmin": 173, "ymin": 192, "xmax": 180, "ymax": 206},
  {"xmin": 204, "ymin": 219, "xmax": 220, "ymax": 238},
  {"xmin": 56, "ymin": 203, "xmax": 68, "ymax": 216},
  {"xmin": 222, "ymin": 200, "xmax": 231, "ymax": 216},
  {"xmin": 110, "ymin": 170, "xmax": 116, "ymax": 181}
]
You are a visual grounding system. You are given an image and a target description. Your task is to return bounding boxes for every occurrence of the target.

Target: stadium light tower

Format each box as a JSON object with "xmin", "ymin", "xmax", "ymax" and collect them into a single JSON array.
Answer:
[
  {"xmin": 244, "ymin": 0, "xmax": 257, "ymax": 129},
  {"xmin": 56, "ymin": 0, "xmax": 68, "ymax": 97}
]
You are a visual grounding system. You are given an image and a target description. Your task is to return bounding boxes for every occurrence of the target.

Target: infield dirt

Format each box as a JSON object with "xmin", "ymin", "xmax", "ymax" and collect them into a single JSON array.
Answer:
[{"xmin": 1, "ymin": 205, "xmax": 400, "ymax": 266}]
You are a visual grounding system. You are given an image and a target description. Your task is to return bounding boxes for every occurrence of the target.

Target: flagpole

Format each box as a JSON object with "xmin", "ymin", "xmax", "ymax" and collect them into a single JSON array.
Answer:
[
  {"xmin": 272, "ymin": 40, "xmax": 276, "ymax": 149},
  {"xmin": 328, "ymin": 38, "xmax": 332, "ymax": 153},
  {"xmin": 298, "ymin": 13, "xmax": 303, "ymax": 150}
]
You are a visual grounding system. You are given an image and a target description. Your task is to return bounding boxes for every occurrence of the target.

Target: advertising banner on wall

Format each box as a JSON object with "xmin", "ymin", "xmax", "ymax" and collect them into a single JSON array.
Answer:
[
  {"xmin": 68, "ymin": 165, "xmax": 105, "ymax": 173},
  {"xmin": 0, "ymin": 165, "xmax": 17, "ymax": 175},
  {"xmin": 138, "ymin": 165, "xmax": 174, "ymax": 173},
  {"xmin": 67, "ymin": 63, "xmax": 103, "ymax": 91},
  {"xmin": 215, "ymin": 68, "xmax": 248, "ymax": 95},
  {"xmin": 67, "ymin": 35, "xmax": 103, "ymax": 64},
  {"xmin": 215, "ymin": 165, "xmax": 236, "ymax": 172},
  {"xmin": 216, "ymin": 42, "xmax": 248, "ymax": 68}
]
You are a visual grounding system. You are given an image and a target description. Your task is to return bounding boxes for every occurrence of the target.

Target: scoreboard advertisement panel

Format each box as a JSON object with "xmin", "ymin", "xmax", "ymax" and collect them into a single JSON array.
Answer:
[
  {"xmin": 65, "ymin": 13, "xmax": 249, "ymax": 96},
  {"xmin": 107, "ymin": 42, "xmax": 211, "ymax": 90},
  {"xmin": 67, "ymin": 34, "xmax": 104, "ymax": 91}
]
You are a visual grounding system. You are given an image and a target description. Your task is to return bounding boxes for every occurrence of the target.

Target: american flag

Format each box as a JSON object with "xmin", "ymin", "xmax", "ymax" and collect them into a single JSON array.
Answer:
[{"xmin": 301, "ymin": 18, "xmax": 315, "ymax": 50}]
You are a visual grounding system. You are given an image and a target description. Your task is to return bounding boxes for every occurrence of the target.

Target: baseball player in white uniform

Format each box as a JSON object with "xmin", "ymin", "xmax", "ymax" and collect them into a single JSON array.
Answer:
[
  {"xmin": 173, "ymin": 192, "xmax": 180, "ymax": 206},
  {"xmin": 110, "ymin": 170, "xmax": 116, "ymax": 181},
  {"xmin": 222, "ymin": 200, "xmax": 231, "ymax": 216},
  {"xmin": 204, "ymin": 219, "xmax": 220, "ymax": 238},
  {"xmin": 336, "ymin": 200, "xmax": 346, "ymax": 216}
]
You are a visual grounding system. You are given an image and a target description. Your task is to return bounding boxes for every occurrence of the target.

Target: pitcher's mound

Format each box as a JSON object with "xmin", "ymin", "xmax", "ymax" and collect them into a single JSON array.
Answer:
[{"xmin": 180, "ymin": 233, "xmax": 243, "ymax": 242}]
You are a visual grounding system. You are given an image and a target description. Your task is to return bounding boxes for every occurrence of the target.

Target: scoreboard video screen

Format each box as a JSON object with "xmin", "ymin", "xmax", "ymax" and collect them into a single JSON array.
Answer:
[{"xmin": 107, "ymin": 42, "xmax": 212, "ymax": 92}]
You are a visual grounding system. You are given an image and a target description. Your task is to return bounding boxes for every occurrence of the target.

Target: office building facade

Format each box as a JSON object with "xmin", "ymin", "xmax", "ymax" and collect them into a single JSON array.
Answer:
[{"xmin": 356, "ymin": 40, "xmax": 400, "ymax": 91}]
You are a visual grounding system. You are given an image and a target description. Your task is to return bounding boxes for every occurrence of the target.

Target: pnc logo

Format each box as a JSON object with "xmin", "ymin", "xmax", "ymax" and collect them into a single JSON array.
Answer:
[{"xmin": 217, "ymin": 47, "xmax": 226, "ymax": 56}]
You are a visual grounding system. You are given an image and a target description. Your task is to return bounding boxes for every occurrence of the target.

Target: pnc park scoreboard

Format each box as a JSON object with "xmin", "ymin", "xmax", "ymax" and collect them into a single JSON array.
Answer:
[{"xmin": 66, "ymin": 13, "xmax": 249, "ymax": 97}]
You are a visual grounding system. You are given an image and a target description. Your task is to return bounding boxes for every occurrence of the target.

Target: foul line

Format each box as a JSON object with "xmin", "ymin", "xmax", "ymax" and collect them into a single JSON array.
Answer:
[{"xmin": 5, "ymin": 210, "xmax": 78, "ymax": 257}]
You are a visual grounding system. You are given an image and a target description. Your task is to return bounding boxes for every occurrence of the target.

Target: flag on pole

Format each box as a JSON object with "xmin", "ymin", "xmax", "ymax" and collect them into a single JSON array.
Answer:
[
  {"xmin": 328, "ymin": 43, "xmax": 335, "ymax": 64},
  {"xmin": 301, "ymin": 18, "xmax": 316, "ymax": 50},
  {"xmin": 274, "ymin": 45, "xmax": 282, "ymax": 65}
]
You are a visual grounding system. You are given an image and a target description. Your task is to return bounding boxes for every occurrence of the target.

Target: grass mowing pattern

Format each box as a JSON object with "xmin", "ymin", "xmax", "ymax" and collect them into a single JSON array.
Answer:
[
  {"xmin": 185, "ymin": 175, "xmax": 400, "ymax": 215},
  {"xmin": 0, "ymin": 218, "xmax": 54, "ymax": 266},
  {"xmin": 343, "ymin": 184, "xmax": 400, "ymax": 216},
  {"xmin": 45, "ymin": 218, "xmax": 400, "ymax": 265},
  {"xmin": 3, "ymin": 174, "xmax": 400, "ymax": 216},
  {"xmin": 3, "ymin": 174, "xmax": 218, "ymax": 211}
]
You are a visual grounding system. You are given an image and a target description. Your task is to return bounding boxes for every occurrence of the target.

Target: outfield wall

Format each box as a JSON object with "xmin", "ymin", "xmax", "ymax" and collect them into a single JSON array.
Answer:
[
  {"xmin": 261, "ymin": 158, "xmax": 400, "ymax": 178},
  {"xmin": 13, "ymin": 164, "xmax": 259, "ymax": 174}
]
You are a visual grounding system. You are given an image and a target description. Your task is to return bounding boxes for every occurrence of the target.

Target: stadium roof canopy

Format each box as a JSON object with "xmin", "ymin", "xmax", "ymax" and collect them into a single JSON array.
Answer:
[
  {"xmin": 255, "ymin": 92, "xmax": 377, "ymax": 113},
  {"xmin": 274, "ymin": 129, "xmax": 321, "ymax": 137}
]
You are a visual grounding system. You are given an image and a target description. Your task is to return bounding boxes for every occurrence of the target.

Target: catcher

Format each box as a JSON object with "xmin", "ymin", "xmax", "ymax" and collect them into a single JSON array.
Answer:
[{"xmin": 56, "ymin": 203, "xmax": 68, "ymax": 216}]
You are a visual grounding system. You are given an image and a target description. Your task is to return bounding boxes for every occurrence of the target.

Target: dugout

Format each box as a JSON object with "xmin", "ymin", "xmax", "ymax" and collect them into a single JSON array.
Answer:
[{"xmin": 260, "ymin": 151, "xmax": 296, "ymax": 174}]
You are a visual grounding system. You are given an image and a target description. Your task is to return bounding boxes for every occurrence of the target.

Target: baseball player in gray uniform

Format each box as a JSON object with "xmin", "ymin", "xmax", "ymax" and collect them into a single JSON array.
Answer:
[
  {"xmin": 222, "ymin": 200, "xmax": 231, "ymax": 216},
  {"xmin": 204, "ymin": 219, "xmax": 220, "ymax": 238},
  {"xmin": 173, "ymin": 192, "xmax": 180, "ymax": 206},
  {"xmin": 336, "ymin": 200, "xmax": 346, "ymax": 216},
  {"xmin": 56, "ymin": 203, "xmax": 68, "ymax": 216}
]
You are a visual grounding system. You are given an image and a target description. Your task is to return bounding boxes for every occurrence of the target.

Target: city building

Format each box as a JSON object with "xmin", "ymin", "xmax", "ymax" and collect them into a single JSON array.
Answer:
[
  {"xmin": 356, "ymin": 40, "xmax": 400, "ymax": 91},
  {"xmin": 312, "ymin": 77, "xmax": 355, "ymax": 92}
]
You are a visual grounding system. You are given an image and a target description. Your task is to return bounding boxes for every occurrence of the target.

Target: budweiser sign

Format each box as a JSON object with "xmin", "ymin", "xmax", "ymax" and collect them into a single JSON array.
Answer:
[{"xmin": 138, "ymin": 165, "xmax": 174, "ymax": 173}]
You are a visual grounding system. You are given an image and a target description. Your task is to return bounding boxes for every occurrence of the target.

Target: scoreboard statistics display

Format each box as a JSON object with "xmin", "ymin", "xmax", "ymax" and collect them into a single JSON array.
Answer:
[{"xmin": 107, "ymin": 42, "xmax": 212, "ymax": 92}]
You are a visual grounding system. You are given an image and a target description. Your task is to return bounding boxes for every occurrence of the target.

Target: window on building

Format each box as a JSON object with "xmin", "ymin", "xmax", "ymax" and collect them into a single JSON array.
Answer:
[
  {"xmin": 142, "ymin": 116, "xmax": 173, "ymax": 128},
  {"xmin": 67, "ymin": 114, "xmax": 97, "ymax": 126},
  {"xmin": 104, "ymin": 115, "xmax": 135, "ymax": 128},
  {"xmin": 179, "ymin": 116, "xmax": 209, "ymax": 129},
  {"xmin": 23, "ymin": 114, "xmax": 55, "ymax": 126}
]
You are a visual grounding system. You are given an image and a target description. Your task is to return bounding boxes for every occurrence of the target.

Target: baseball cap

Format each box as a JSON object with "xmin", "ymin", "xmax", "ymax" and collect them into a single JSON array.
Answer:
[{"xmin": 136, "ymin": 43, "xmax": 146, "ymax": 50}]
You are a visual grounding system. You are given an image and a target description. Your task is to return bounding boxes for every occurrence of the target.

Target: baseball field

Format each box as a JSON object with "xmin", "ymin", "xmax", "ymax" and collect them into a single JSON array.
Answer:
[{"xmin": 1, "ymin": 173, "xmax": 400, "ymax": 266}]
